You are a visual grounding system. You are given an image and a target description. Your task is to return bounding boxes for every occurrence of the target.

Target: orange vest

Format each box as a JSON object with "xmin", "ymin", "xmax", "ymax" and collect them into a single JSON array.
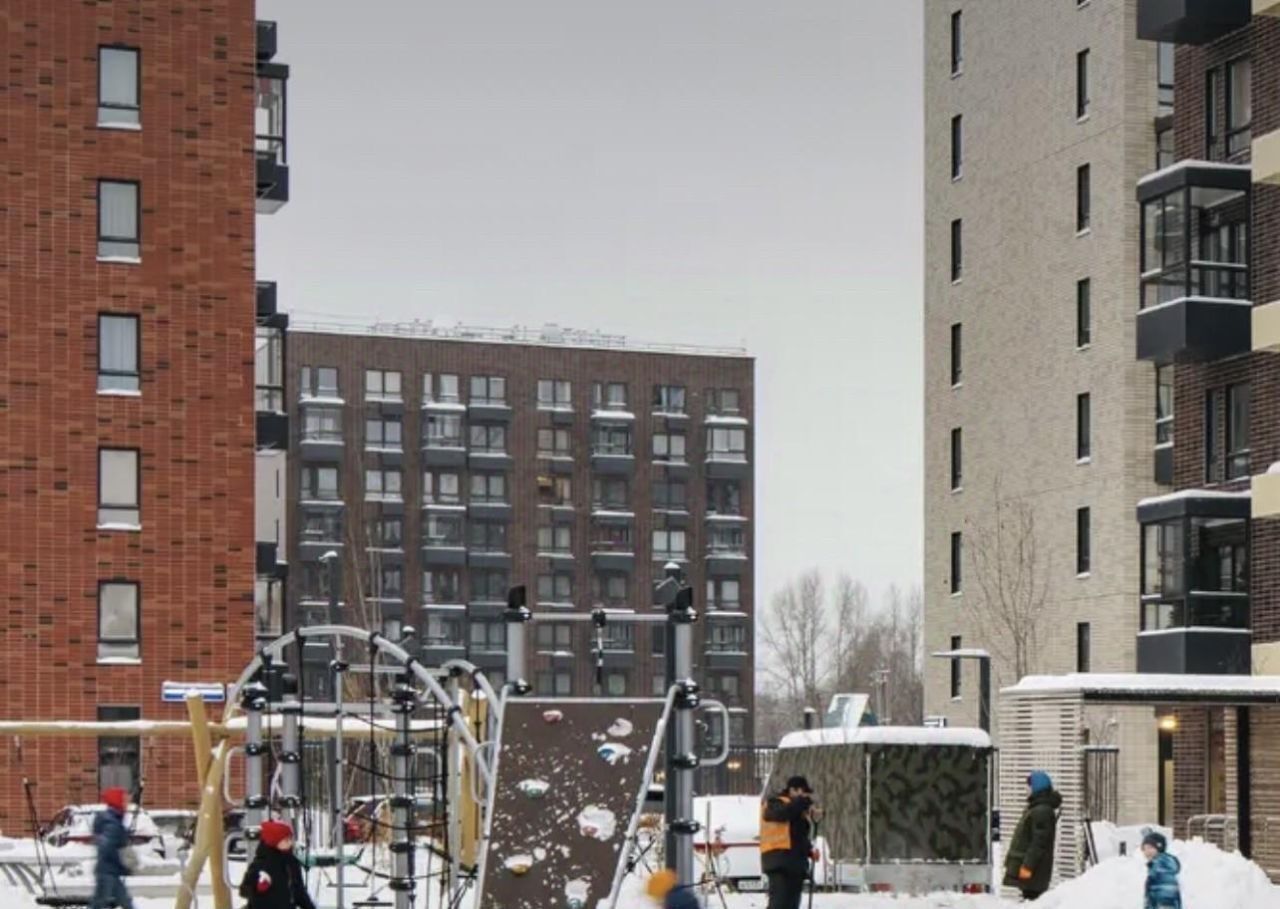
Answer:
[{"xmin": 759, "ymin": 796, "xmax": 792, "ymax": 855}]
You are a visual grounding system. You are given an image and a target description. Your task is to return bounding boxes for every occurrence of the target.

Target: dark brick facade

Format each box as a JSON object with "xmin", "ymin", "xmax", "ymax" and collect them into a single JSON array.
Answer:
[
  {"xmin": 0, "ymin": 2, "xmax": 258, "ymax": 830},
  {"xmin": 285, "ymin": 330, "xmax": 756, "ymax": 742}
]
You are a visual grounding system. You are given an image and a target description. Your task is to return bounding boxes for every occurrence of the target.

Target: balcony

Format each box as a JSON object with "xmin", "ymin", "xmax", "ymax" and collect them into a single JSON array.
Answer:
[
  {"xmin": 469, "ymin": 397, "xmax": 512, "ymax": 422},
  {"xmin": 1137, "ymin": 490, "xmax": 1251, "ymax": 674},
  {"xmin": 1137, "ymin": 0, "xmax": 1251, "ymax": 45},
  {"xmin": 591, "ymin": 536, "xmax": 636, "ymax": 572},
  {"xmin": 256, "ymin": 542, "xmax": 287, "ymax": 579},
  {"xmin": 300, "ymin": 426, "xmax": 343, "ymax": 460},
  {"xmin": 1136, "ymin": 162, "xmax": 1252, "ymax": 363},
  {"xmin": 591, "ymin": 446, "xmax": 635, "ymax": 475},
  {"xmin": 421, "ymin": 434, "xmax": 466, "ymax": 468},
  {"xmin": 255, "ymin": 23, "xmax": 290, "ymax": 214}
]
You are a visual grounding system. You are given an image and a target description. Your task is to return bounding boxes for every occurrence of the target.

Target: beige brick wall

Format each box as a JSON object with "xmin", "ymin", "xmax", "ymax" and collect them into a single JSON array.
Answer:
[{"xmin": 923, "ymin": 0, "xmax": 1162, "ymax": 821}]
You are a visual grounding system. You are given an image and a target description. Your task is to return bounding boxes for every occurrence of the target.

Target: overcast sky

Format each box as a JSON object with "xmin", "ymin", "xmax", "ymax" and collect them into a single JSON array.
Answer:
[{"xmin": 256, "ymin": 0, "xmax": 925, "ymax": 608}]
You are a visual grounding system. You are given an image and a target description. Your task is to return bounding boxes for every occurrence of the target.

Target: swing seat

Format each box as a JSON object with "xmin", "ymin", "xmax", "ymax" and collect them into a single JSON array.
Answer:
[
  {"xmin": 35, "ymin": 898, "xmax": 90, "ymax": 907},
  {"xmin": 301, "ymin": 848, "xmax": 363, "ymax": 869}
]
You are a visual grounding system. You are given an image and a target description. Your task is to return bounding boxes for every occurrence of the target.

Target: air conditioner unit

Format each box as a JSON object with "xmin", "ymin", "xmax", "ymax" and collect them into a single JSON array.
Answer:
[{"xmin": 537, "ymin": 475, "xmax": 554, "ymax": 490}]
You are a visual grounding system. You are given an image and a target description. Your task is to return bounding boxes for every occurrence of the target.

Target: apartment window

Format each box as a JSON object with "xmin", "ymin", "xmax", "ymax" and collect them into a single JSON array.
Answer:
[
  {"xmin": 537, "ymin": 428, "xmax": 572, "ymax": 458},
  {"xmin": 593, "ymin": 522, "xmax": 634, "ymax": 553},
  {"xmin": 365, "ymin": 416, "xmax": 402, "ymax": 449},
  {"xmin": 537, "ymin": 379, "xmax": 572, "ymax": 409},
  {"xmin": 301, "ymin": 366, "xmax": 340, "ymax": 399},
  {"xmin": 365, "ymin": 468, "xmax": 402, "ymax": 500},
  {"xmin": 1077, "ymin": 507, "xmax": 1092, "ymax": 575},
  {"xmin": 653, "ymin": 529, "xmax": 687, "ymax": 559},
  {"xmin": 376, "ymin": 565, "xmax": 404, "ymax": 599},
  {"xmin": 300, "ymin": 510, "xmax": 342, "ymax": 544},
  {"xmin": 98, "ymin": 314, "xmax": 140, "ymax": 392},
  {"xmin": 605, "ymin": 673, "xmax": 628, "ymax": 697},
  {"xmin": 950, "ymin": 219, "xmax": 963, "ymax": 281},
  {"xmin": 471, "ymin": 570, "xmax": 510, "ymax": 602},
  {"xmin": 423, "ymin": 373, "xmax": 460, "ymax": 403},
  {"xmin": 710, "ymin": 673, "xmax": 741, "ymax": 706},
  {"xmin": 425, "ymin": 413, "xmax": 464, "ymax": 447},
  {"xmin": 593, "ymin": 425, "xmax": 633, "ymax": 457},
  {"xmin": 950, "ymin": 11, "xmax": 963, "ymax": 76},
  {"xmin": 98, "ymin": 46, "xmax": 140, "ymax": 127},
  {"xmin": 470, "ymin": 375, "xmax": 507, "ymax": 406},
  {"xmin": 98, "ymin": 448, "xmax": 140, "ymax": 526},
  {"xmin": 537, "ymin": 524, "xmax": 572, "ymax": 554},
  {"xmin": 256, "ymin": 326, "xmax": 284, "ymax": 412},
  {"xmin": 707, "ymin": 578, "xmax": 741, "ymax": 611},
  {"xmin": 423, "ymin": 470, "xmax": 461, "ymax": 505},
  {"xmin": 1077, "ymin": 393, "xmax": 1091, "ymax": 461},
  {"xmin": 594, "ymin": 573, "xmax": 630, "ymax": 608},
  {"xmin": 1077, "ymin": 622, "xmax": 1092, "ymax": 673},
  {"xmin": 950, "ymin": 323, "xmax": 963, "ymax": 386},
  {"xmin": 950, "ymin": 428, "xmax": 963, "ymax": 491},
  {"xmin": 707, "ymin": 623, "xmax": 746, "ymax": 654},
  {"xmin": 422, "ymin": 569, "xmax": 462, "ymax": 604},
  {"xmin": 1226, "ymin": 57, "xmax": 1252, "ymax": 157},
  {"xmin": 98, "ymin": 582, "xmax": 139, "ymax": 660},
  {"xmin": 653, "ymin": 385, "xmax": 687, "ymax": 414},
  {"xmin": 535, "ymin": 671, "xmax": 572, "ymax": 697},
  {"xmin": 593, "ymin": 477, "xmax": 630, "ymax": 511},
  {"xmin": 950, "ymin": 532, "xmax": 962, "ymax": 594},
  {"xmin": 425, "ymin": 514, "xmax": 464, "ymax": 546},
  {"xmin": 951, "ymin": 114, "xmax": 963, "ymax": 180},
  {"xmin": 653, "ymin": 478, "xmax": 688, "ymax": 511},
  {"xmin": 1156, "ymin": 365, "xmax": 1174, "ymax": 447},
  {"xmin": 1227, "ymin": 382, "xmax": 1251, "ymax": 480},
  {"xmin": 98, "ymin": 180, "xmax": 139, "ymax": 260},
  {"xmin": 301, "ymin": 465, "xmax": 339, "ymax": 501},
  {"xmin": 1206, "ymin": 68, "xmax": 1222, "ymax": 158},
  {"xmin": 302, "ymin": 408, "xmax": 342, "ymax": 444},
  {"xmin": 97, "ymin": 706, "xmax": 141, "ymax": 792},
  {"xmin": 1156, "ymin": 124, "xmax": 1175, "ymax": 169},
  {"xmin": 950, "ymin": 635, "xmax": 962, "ymax": 698},
  {"xmin": 1205, "ymin": 389, "xmax": 1221, "ymax": 483},
  {"xmin": 370, "ymin": 517, "xmax": 403, "ymax": 549},
  {"xmin": 653, "ymin": 431, "xmax": 687, "ymax": 463},
  {"xmin": 1157, "ymin": 43, "xmax": 1175, "ymax": 115},
  {"xmin": 708, "ymin": 524, "xmax": 745, "ymax": 555},
  {"xmin": 1077, "ymin": 164, "xmax": 1091, "ymax": 232},
  {"xmin": 298, "ymin": 562, "xmax": 334, "ymax": 602},
  {"xmin": 601, "ymin": 624, "xmax": 634, "ymax": 652},
  {"xmin": 424, "ymin": 613, "xmax": 464, "ymax": 647},
  {"xmin": 470, "ymin": 423, "xmax": 507, "ymax": 453},
  {"xmin": 1076, "ymin": 279, "xmax": 1091, "ymax": 348},
  {"xmin": 593, "ymin": 382, "xmax": 629, "ymax": 411},
  {"xmin": 707, "ymin": 388, "xmax": 742, "ymax": 416},
  {"xmin": 539, "ymin": 475, "xmax": 573, "ymax": 507},
  {"xmin": 1076, "ymin": 49, "xmax": 1090, "ymax": 119},
  {"xmin": 707, "ymin": 479, "xmax": 742, "ymax": 516},
  {"xmin": 470, "ymin": 473, "xmax": 507, "ymax": 504},
  {"xmin": 470, "ymin": 620, "xmax": 507, "ymax": 652},
  {"xmin": 536, "ymin": 623, "xmax": 574, "ymax": 653},
  {"xmin": 469, "ymin": 520, "xmax": 509, "ymax": 553},
  {"xmin": 364, "ymin": 369, "xmax": 402, "ymax": 401},
  {"xmin": 709, "ymin": 428, "xmax": 747, "ymax": 461},
  {"xmin": 537, "ymin": 573, "xmax": 574, "ymax": 603}
]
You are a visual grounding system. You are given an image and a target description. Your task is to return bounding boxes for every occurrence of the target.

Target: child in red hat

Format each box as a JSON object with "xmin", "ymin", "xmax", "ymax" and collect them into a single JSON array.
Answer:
[
  {"xmin": 239, "ymin": 820, "xmax": 316, "ymax": 909},
  {"xmin": 90, "ymin": 789, "xmax": 134, "ymax": 909}
]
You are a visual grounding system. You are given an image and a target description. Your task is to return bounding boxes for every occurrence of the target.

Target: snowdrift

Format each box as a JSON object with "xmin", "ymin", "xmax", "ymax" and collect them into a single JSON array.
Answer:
[{"xmin": 1038, "ymin": 839, "xmax": 1280, "ymax": 909}]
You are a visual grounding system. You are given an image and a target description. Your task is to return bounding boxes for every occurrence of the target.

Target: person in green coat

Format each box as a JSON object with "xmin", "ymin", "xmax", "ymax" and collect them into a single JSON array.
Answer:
[{"xmin": 1003, "ymin": 771, "xmax": 1062, "ymax": 901}]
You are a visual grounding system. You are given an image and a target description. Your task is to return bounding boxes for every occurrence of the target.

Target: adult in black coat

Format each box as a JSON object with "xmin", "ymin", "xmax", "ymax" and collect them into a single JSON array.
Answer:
[
  {"xmin": 239, "ymin": 820, "xmax": 317, "ymax": 909},
  {"xmin": 760, "ymin": 775, "xmax": 822, "ymax": 909},
  {"xmin": 1003, "ymin": 771, "xmax": 1063, "ymax": 901}
]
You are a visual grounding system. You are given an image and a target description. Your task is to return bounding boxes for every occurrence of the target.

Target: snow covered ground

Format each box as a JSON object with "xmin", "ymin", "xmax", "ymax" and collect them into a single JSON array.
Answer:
[{"xmin": 2, "ymin": 835, "xmax": 1278, "ymax": 909}]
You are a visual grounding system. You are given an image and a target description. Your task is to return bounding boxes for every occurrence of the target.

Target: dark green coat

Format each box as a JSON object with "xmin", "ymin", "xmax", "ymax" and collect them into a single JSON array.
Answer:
[{"xmin": 1003, "ymin": 789, "xmax": 1062, "ymax": 895}]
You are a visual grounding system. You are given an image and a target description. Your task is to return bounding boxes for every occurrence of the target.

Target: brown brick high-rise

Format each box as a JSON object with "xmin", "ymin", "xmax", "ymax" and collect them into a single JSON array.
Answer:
[{"xmin": 0, "ymin": 1, "xmax": 277, "ymax": 831}]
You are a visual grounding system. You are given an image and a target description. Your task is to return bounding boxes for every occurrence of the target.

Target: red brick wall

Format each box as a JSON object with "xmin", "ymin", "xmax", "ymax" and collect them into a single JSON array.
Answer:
[{"xmin": 0, "ymin": 1, "xmax": 258, "ymax": 831}]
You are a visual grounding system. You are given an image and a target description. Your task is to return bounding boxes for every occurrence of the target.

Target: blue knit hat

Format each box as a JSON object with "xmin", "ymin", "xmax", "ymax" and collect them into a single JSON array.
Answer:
[{"xmin": 1027, "ymin": 771, "xmax": 1053, "ymax": 794}]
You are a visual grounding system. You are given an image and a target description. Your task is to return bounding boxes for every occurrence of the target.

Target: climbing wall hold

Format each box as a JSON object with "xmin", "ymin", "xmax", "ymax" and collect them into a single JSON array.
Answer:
[
  {"xmin": 607, "ymin": 718, "xmax": 634, "ymax": 738},
  {"xmin": 542, "ymin": 709, "xmax": 564, "ymax": 724},
  {"xmin": 517, "ymin": 779, "xmax": 550, "ymax": 799},
  {"xmin": 597, "ymin": 741, "xmax": 633, "ymax": 765}
]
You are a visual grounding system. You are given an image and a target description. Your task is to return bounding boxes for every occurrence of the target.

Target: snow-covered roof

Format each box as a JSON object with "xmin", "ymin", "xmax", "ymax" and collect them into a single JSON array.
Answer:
[
  {"xmin": 777, "ymin": 726, "xmax": 991, "ymax": 750},
  {"xmin": 1136, "ymin": 488, "xmax": 1251, "ymax": 508},
  {"xmin": 1005, "ymin": 673, "xmax": 1280, "ymax": 702},
  {"xmin": 1137, "ymin": 158, "xmax": 1251, "ymax": 188}
]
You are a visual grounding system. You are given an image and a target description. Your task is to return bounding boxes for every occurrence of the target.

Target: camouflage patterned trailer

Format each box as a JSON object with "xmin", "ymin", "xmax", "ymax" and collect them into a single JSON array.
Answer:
[{"xmin": 768, "ymin": 726, "xmax": 994, "ymax": 894}]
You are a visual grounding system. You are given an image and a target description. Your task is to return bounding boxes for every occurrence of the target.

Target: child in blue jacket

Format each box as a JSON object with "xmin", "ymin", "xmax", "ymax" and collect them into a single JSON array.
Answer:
[{"xmin": 1142, "ymin": 831, "xmax": 1182, "ymax": 909}]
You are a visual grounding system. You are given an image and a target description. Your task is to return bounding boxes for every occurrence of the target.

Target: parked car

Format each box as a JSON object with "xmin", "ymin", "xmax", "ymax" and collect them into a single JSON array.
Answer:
[
  {"xmin": 148, "ymin": 809, "xmax": 198, "ymax": 854},
  {"xmin": 43, "ymin": 804, "xmax": 165, "ymax": 858}
]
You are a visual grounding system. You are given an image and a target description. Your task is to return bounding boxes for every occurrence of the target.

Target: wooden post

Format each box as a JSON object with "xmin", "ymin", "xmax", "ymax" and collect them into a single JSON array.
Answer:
[
  {"xmin": 187, "ymin": 694, "xmax": 213, "ymax": 787},
  {"xmin": 176, "ymin": 740, "xmax": 232, "ymax": 909}
]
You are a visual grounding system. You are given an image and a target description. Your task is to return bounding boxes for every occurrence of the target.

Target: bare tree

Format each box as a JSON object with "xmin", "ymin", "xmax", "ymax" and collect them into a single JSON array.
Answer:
[
  {"xmin": 963, "ymin": 483, "xmax": 1052, "ymax": 684},
  {"xmin": 830, "ymin": 574, "xmax": 871, "ymax": 694},
  {"xmin": 761, "ymin": 569, "xmax": 830, "ymax": 716}
]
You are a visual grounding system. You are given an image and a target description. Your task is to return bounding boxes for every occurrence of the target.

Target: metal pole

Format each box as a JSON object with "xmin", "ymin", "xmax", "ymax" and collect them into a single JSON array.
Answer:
[
  {"xmin": 447, "ymin": 672, "xmax": 465, "ymax": 900},
  {"xmin": 242, "ymin": 682, "xmax": 269, "ymax": 831},
  {"xmin": 279, "ymin": 701, "xmax": 301, "ymax": 821},
  {"xmin": 390, "ymin": 681, "xmax": 416, "ymax": 909},
  {"xmin": 504, "ymin": 586, "xmax": 530, "ymax": 695},
  {"xmin": 332, "ymin": 660, "xmax": 348, "ymax": 909},
  {"xmin": 664, "ymin": 570, "xmax": 699, "ymax": 888}
]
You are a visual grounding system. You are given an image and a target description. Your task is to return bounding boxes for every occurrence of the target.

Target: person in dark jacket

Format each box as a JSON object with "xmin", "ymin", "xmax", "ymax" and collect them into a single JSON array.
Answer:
[
  {"xmin": 1003, "ymin": 771, "xmax": 1062, "ymax": 901},
  {"xmin": 645, "ymin": 868, "xmax": 701, "ymax": 909},
  {"xmin": 239, "ymin": 820, "xmax": 317, "ymax": 909},
  {"xmin": 760, "ymin": 775, "xmax": 822, "ymax": 909},
  {"xmin": 1142, "ymin": 831, "xmax": 1182, "ymax": 909},
  {"xmin": 90, "ymin": 787, "xmax": 134, "ymax": 909}
]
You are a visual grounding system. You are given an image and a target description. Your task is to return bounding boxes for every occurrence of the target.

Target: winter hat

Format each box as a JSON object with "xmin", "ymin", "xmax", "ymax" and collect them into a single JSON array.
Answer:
[
  {"xmin": 1142, "ymin": 831, "xmax": 1168, "ymax": 853},
  {"xmin": 646, "ymin": 869, "xmax": 677, "ymax": 899},
  {"xmin": 101, "ymin": 788, "xmax": 128, "ymax": 813},
  {"xmin": 785, "ymin": 775, "xmax": 813, "ymax": 794},
  {"xmin": 259, "ymin": 819, "xmax": 294, "ymax": 848},
  {"xmin": 1027, "ymin": 771, "xmax": 1053, "ymax": 794}
]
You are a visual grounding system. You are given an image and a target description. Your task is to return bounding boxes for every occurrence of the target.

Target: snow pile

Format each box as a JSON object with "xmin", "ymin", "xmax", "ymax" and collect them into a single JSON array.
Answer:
[{"xmin": 1038, "ymin": 839, "xmax": 1280, "ymax": 909}]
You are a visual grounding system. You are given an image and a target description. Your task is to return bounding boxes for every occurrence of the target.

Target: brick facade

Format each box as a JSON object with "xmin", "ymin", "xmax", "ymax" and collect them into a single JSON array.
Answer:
[{"xmin": 0, "ymin": 1, "xmax": 258, "ymax": 831}]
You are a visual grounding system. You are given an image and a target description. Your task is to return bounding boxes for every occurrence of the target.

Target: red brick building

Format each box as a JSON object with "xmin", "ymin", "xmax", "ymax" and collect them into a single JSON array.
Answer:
[{"xmin": 0, "ymin": 1, "xmax": 288, "ymax": 831}]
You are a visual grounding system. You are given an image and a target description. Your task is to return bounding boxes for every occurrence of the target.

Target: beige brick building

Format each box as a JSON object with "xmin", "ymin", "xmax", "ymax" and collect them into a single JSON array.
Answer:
[{"xmin": 923, "ymin": 0, "xmax": 1166, "ymax": 823}]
